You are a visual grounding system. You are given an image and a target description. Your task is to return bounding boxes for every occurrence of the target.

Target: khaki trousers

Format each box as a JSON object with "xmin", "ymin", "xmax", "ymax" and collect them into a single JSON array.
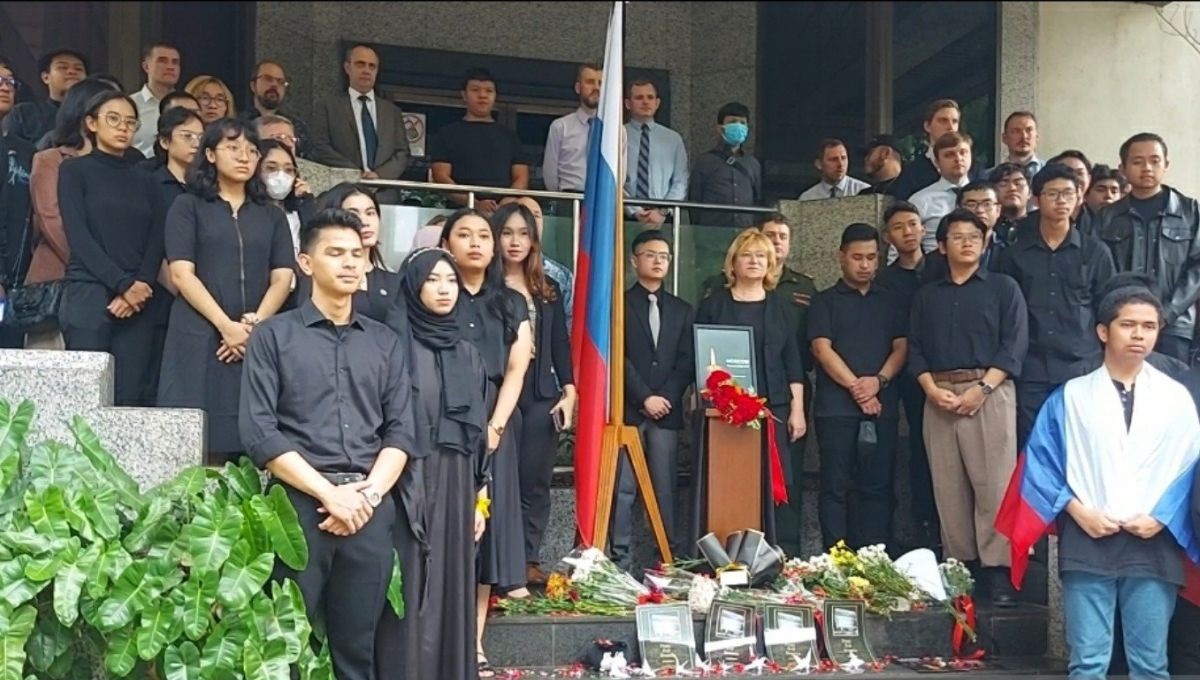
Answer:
[{"xmin": 923, "ymin": 379, "xmax": 1017, "ymax": 567}]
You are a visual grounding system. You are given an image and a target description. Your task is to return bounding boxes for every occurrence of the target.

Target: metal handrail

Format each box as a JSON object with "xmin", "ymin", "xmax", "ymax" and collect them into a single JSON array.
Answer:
[{"xmin": 359, "ymin": 177, "xmax": 776, "ymax": 294}]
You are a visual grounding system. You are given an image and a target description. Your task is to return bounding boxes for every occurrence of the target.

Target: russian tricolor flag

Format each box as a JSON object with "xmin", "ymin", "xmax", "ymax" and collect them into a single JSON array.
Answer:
[{"xmin": 571, "ymin": 1, "xmax": 623, "ymax": 547}]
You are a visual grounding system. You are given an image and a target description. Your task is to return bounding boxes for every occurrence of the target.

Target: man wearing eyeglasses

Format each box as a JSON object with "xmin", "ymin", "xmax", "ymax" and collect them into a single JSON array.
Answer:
[
  {"xmin": 0, "ymin": 55, "xmax": 35, "ymax": 349},
  {"xmin": 240, "ymin": 61, "xmax": 310, "ymax": 159},
  {"xmin": 994, "ymin": 164, "xmax": 1116, "ymax": 450},
  {"xmin": 988, "ymin": 163, "xmax": 1032, "ymax": 244}
]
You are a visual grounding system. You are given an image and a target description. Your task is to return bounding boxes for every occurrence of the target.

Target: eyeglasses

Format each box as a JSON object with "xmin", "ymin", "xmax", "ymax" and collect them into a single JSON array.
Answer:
[
  {"xmin": 962, "ymin": 200, "xmax": 997, "ymax": 211},
  {"xmin": 173, "ymin": 130, "xmax": 202, "ymax": 146},
  {"xmin": 637, "ymin": 251, "xmax": 672, "ymax": 262},
  {"xmin": 216, "ymin": 144, "xmax": 261, "ymax": 160},
  {"xmin": 254, "ymin": 74, "xmax": 289, "ymax": 88},
  {"xmin": 102, "ymin": 111, "xmax": 141, "ymax": 131},
  {"xmin": 198, "ymin": 94, "xmax": 229, "ymax": 106},
  {"xmin": 1042, "ymin": 189, "xmax": 1079, "ymax": 203},
  {"xmin": 0, "ymin": 76, "xmax": 18, "ymax": 91},
  {"xmin": 947, "ymin": 233, "xmax": 984, "ymax": 244}
]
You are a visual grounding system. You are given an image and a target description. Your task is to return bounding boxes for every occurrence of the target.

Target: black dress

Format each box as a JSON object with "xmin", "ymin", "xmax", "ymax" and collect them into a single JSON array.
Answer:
[
  {"xmin": 376, "ymin": 339, "xmax": 486, "ymax": 680},
  {"xmin": 462, "ymin": 283, "xmax": 529, "ymax": 589},
  {"xmin": 157, "ymin": 193, "xmax": 295, "ymax": 456},
  {"xmin": 690, "ymin": 290, "xmax": 805, "ymax": 549}
]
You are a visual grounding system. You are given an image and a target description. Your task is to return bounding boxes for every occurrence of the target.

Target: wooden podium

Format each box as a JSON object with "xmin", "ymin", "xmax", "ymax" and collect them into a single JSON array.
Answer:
[{"xmin": 705, "ymin": 409, "xmax": 762, "ymax": 543}]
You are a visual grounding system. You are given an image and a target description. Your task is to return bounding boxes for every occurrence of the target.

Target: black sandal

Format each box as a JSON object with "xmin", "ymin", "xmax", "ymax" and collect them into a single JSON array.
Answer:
[{"xmin": 477, "ymin": 653, "xmax": 496, "ymax": 678}]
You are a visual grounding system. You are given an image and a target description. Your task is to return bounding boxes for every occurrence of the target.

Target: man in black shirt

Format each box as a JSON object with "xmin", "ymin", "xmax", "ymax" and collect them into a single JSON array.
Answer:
[
  {"xmin": 0, "ymin": 55, "xmax": 34, "ymax": 349},
  {"xmin": 875, "ymin": 202, "xmax": 938, "ymax": 546},
  {"xmin": 809, "ymin": 224, "xmax": 907, "ymax": 549},
  {"xmin": 909, "ymin": 208, "xmax": 1028, "ymax": 606},
  {"xmin": 988, "ymin": 163, "xmax": 1031, "ymax": 244},
  {"xmin": 431, "ymin": 67, "xmax": 529, "ymax": 214},
  {"xmin": 859, "ymin": 135, "xmax": 903, "ymax": 196},
  {"xmin": 1097, "ymin": 132, "xmax": 1200, "ymax": 364},
  {"xmin": 240, "ymin": 209, "xmax": 415, "ymax": 680},
  {"xmin": 995, "ymin": 163, "xmax": 1116, "ymax": 448},
  {"xmin": 4, "ymin": 49, "xmax": 87, "ymax": 144}
]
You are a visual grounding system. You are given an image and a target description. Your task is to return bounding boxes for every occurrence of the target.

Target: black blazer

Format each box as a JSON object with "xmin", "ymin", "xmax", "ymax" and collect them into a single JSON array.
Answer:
[
  {"xmin": 529, "ymin": 281, "xmax": 574, "ymax": 400},
  {"xmin": 624, "ymin": 284, "xmax": 695, "ymax": 430},
  {"xmin": 695, "ymin": 288, "xmax": 805, "ymax": 408},
  {"xmin": 290, "ymin": 267, "xmax": 402, "ymax": 323}
]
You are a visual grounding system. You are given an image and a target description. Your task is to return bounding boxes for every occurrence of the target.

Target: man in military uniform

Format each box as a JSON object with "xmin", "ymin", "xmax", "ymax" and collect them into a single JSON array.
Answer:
[{"xmin": 701, "ymin": 212, "xmax": 816, "ymax": 557}]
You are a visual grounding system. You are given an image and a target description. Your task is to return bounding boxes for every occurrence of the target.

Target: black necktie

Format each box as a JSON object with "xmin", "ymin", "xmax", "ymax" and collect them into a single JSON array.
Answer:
[
  {"xmin": 636, "ymin": 124, "xmax": 651, "ymax": 199},
  {"xmin": 829, "ymin": 185, "xmax": 838, "ymax": 198},
  {"xmin": 358, "ymin": 94, "xmax": 379, "ymax": 169}
]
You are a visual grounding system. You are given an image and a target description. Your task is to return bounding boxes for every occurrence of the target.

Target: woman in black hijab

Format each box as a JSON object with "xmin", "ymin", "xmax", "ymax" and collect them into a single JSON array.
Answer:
[{"xmin": 376, "ymin": 247, "xmax": 489, "ymax": 680}]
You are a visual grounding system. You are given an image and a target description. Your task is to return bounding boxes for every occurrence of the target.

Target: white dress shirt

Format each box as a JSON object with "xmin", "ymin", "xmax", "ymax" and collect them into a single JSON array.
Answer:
[
  {"xmin": 797, "ymin": 175, "xmax": 871, "ymax": 201},
  {"xmin": 909, "ymin": 175, "xmax": 970, "ymax": 253},
  {"xmin": 131, "ymin": 84, "xmax": 164, "ymax": 159},
  {"xmin": 542, "ymin": 107, "xmax": 593, "ymax": 192},
  {"xmin": 349, "ymin": 88, "xmax": 378, "ymax": 171}
]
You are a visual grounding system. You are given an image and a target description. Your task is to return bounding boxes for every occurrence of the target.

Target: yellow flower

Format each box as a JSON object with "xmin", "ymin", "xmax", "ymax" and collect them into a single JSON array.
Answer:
[
  {"xmin": 848, "ymin": 576, "xmax": 873, "ymax": 598},
  {"xmin": 546, "ymin": 572, "xmax": 571, "ymax": 600},
  {"xmin": 830, "ymin": 540, "xmax": 861, "ymax": 572}
]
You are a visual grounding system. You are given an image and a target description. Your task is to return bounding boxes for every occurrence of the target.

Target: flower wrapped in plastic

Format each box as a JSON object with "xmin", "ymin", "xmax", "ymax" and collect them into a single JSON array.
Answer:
[{"xmin": 562, "ymin": 547, "xmax": 651, "ymax": 609}]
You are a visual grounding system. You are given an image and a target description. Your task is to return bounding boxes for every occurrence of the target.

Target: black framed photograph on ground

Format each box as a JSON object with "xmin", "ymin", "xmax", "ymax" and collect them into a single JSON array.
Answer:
[
  {"xmin": 694, "ymin": 324, "xmax": 759, "ymax": 396},
  {"xmin": 763, "ymin": 604, "xmax": 818, "ymax": 669},
  {"xmin": 636, "ymin": 603, "xmax": 696, "ymax": 672},
  {"xmin": 704, "ymin": 600, "xmax": 758, "ymax": 665},
  {"xmin": 822, "ymin": 600, "xmax": 876, "ymax": 669}
]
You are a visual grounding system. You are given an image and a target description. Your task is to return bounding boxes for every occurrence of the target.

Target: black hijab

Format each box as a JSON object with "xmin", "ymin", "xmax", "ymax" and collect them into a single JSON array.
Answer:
[{"xmin": 400, "ymin": 248, "xmax": 483, "ymax": 456}]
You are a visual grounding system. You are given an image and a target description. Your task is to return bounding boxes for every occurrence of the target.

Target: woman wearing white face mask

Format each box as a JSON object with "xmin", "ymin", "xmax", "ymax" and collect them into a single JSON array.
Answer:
[{"xmin": 258, "ymin": 140, "xmax": 314, "ymax": 258}]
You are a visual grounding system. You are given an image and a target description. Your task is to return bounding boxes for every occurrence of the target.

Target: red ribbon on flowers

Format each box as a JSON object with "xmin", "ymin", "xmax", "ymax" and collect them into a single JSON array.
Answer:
[
  {"xmin": 765, "ymin": 415, "xmax": 788, "ymax": 505},
  {"xmin": 951, "ymin": 595, "xmax": 986, "ymax": 660},
  {"xmin": 812, "ymin": 608, "xmax": 828, "ymax": 662}
]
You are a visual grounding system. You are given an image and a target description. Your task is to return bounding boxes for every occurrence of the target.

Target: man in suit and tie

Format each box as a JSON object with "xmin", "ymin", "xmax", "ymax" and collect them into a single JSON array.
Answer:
[
  {"xmin": 610, "ymin": 229, "xmax": 695, "ymax": 569},
  {"xmin": 309, "ymin": 44, "xmax": 409, "ymax": 199}
]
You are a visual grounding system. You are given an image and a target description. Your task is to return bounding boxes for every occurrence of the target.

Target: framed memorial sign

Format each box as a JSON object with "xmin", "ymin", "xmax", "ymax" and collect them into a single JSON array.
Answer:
[
  {"xmin": 704, "ymin": 600, "xmax": 758, "ymax": 665},
  {"xmin": 694, "ymin": 324, "xmax": 758, "ymax": 396},
  {"xmin": 636, "ymin": 603, "xmax": 696, "ymax": 672},
  {"xmin": 821, "ymin": 600, "xmax": 876, "ymax": 669},
  {"xmin": 763, "ymin": 604, "xmax": 818, "ymax": 669}
]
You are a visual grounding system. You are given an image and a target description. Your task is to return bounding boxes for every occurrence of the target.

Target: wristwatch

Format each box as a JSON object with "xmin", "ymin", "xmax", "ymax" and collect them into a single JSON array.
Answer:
[
  {"xmin": 489, "ymin": 422, "xmax": 506, "ymax": 436},
  {"xmin": 360, "ymin": 488, "xmax": 382, "ymax": 508},
  {"xmin": 977, "ymin": 381, "xmax": 995, "ymax": 396},
  {"xmin": 876, "ymin": 374, "xmax": 890, "ymax": 389}
]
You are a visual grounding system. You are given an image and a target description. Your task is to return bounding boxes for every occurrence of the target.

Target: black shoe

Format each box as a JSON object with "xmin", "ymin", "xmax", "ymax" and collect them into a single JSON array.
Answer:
[{"xmin": 990, "ymin": 568, "xmax": 1017, "ymax": 608}]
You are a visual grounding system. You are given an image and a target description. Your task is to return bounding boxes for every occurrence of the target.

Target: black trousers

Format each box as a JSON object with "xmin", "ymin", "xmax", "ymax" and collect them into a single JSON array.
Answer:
[
  {"xmin": 1170, "ymin": 597, "xmax": 1200, "ymax": 675},
  {"xmin": 611, "ymin": 419, "xmax": 680, "ymax": 568},
  {"xmin": 517, "ymin": 378, "xmax": 560, "ymax": 565},
  {"xmin": 816, "ymin": 415, "xmax": 898, "ymax": 550},
  {"xmin": 897, "ymin": 373, "xmax": 934, "ymax": 524},
  {"xmin": 275, "ymin": 484, "xmax": 395, "ymax": 680},
  {"xmin": 1016, "ymin": 380, "xmax": 1057, "ymax": 452},
  {"xmin": 60, "ymin": 281, "xmax": 158, "ymax": 406}
]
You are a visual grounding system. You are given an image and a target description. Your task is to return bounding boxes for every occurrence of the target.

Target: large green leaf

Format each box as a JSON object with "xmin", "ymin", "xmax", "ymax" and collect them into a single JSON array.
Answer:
[
  {"xmin": 86, "ymin": 541, "xmax": 132, "ymax": 599},
  {"xmin": 24, "ymin": 487, "xmax": 70, "ymax": 540},
  {"xmin": 75, "ymin": 487, "xmax": 119, "ymax": 542},
  {"xmin": 162, "ymin": 641, "xmax": 201, "ymax": 680},
  {"xmin": 387, "ymin": 549, "xmax": 404, "ymax": 619},
  {"xmin": 26, "ymin": 442, "xmax": 86, "ymax": 494},
  {"xmin": 253, "ymin": 485, "xmax": 308, "ymax": 570},
  {"xmin": 271, "ymin": 580, "xmax": 308, "ymax": 663},
  {"xmin": 199, "ymin": 618, "xmax": 246, "ymax": 673},
  {"xmin": 217, "ymin": 540, "xmax": 274, "ymax": 611},
  {"xmin": 241, "ymin": 497, "xmax": 272, "ymax": 556},
  {"xmin": 177, "ymin": 569, "xmax": 217, "ymax": 641},
  {"xmin": 103, "ymin": 626, "xmax": 138, "ymax": 677},
  {"xmin": 0, "ymin": 556, "xmax": 47, "ymax": 609},
  {"xmin": 122, "ymin": 495, "xmax": 172, "ymax": 555},
  {"xmin": 182, "ymin": 504, "xmax": 243, "ymax": 572},
  {"xmin": 0, "ymin": 401, "xmax": 34, "ymax": 492},
  {"xmin": 223, "ymin": 458, "xmax": 263, "ymax": 501},
  {"xmin": 0, "ymin": 528, "xmax": 60, "ymax": 556},
  {"xmin": 298, "ymin": 643, "xmax": 333, "ymax": 680},
  {"xmin": 242, "ymin": 637, "xmax": 288, "ymax": 680},
  {"xmin": 0, "ymin": 604, "xmax": 37, "ymax": 680},
  {"xmin": 54, "ymin": 541, "xmax": 98, "ymax": 626},
  {"xmin": 96, "ymin": 561, "xmax": 155, "ymax": 631},
  {"xmin": 24, "ymin": 613, "xmax": 71, "ymax": 673},
  {"xmin": 69, "ymin": 417, "xmax": 142, "ymax": 511},
  {"xmin": 135, "ymin": 597, "xmax": 182, "ymax": 661},
  {"xmin": 163, "ymin": 467, "xmax": 208, "ymax": 500}
]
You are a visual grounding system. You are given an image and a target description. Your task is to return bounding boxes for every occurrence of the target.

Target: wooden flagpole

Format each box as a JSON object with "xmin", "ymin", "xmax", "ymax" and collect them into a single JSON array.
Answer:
[{"xmin": 589, "ymin": 2, "xmax": 673, "ymax": 563}]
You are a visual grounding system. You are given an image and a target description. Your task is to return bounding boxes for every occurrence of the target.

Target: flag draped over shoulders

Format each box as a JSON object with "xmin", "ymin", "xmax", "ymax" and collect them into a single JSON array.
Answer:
[{"xmin": 996, "ymin": 363, "xmax": 1200, "ymax": 591}]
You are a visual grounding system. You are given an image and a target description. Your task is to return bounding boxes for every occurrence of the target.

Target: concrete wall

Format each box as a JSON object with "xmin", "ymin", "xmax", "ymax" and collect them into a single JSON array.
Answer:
[
  {"xmin": 1036, "ymin": 1, "xmax": 1200, "ymax": 194},
  {"xmin": 254, "ymin": 1, "xmax": 758, "ymax": 162}
]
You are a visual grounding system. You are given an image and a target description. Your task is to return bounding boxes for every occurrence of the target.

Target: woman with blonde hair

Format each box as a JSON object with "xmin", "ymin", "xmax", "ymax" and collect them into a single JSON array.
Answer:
[
  {"xmin": 184, "ymin": 75, "xmax": 235, "ymax": 124},
  {"xmin": 691, "ymin": 228, "xmax": 807, "ymax": 545}
]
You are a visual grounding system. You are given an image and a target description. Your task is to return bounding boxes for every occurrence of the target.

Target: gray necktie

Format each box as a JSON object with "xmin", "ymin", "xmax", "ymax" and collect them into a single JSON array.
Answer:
[
  {"xmin": 829, "ymin": 185, "xmax": 838, "ymax": 198},
  {"xmin": 647, "ymin": 293, "xmax": 660, "ymax": 348}
]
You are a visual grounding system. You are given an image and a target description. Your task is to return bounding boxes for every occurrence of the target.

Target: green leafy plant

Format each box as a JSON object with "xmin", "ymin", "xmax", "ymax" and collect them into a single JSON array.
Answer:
[{"xmin": 0, "ymin": 400, "xmax": 402, "ymax": 679}]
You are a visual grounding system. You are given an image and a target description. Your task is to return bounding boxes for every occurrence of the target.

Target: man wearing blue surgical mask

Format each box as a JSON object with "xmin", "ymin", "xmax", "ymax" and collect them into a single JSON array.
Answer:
[{"xmin": 688, "ymin": 101, "xmax": 762, "ymax": 228}]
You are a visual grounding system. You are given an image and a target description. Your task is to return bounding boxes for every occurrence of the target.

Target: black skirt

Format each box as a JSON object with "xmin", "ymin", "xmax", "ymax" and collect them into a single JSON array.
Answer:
[{"xmin": 476, "ymin": 383, "xmax": 527, "ymax": 588}]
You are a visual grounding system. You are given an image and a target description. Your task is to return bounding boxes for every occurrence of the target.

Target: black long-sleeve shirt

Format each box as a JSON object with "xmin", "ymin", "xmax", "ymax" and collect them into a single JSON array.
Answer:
[
  {"xmin": 58, "ymin": 150, "xmax": 163, "ymax": 294},
  {"xmin": 239, "ymin": 299, "xmax": 417, "ymax": 474},
  {"xmin": 907, "ymin": 266, "xmax": 1029, "ymax": 378}
]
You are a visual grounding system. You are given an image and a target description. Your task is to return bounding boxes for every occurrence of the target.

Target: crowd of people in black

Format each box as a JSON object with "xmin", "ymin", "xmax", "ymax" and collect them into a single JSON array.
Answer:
[{"xmin": 3, "ymin": 40, "xmax": 1200, "ymax": 680}]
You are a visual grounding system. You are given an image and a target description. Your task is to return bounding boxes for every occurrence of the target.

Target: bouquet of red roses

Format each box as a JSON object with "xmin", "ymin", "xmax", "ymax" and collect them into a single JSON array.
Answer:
[{"xmin": 701, "ymin": 369, "xmax": 769, "ymax": 429}]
